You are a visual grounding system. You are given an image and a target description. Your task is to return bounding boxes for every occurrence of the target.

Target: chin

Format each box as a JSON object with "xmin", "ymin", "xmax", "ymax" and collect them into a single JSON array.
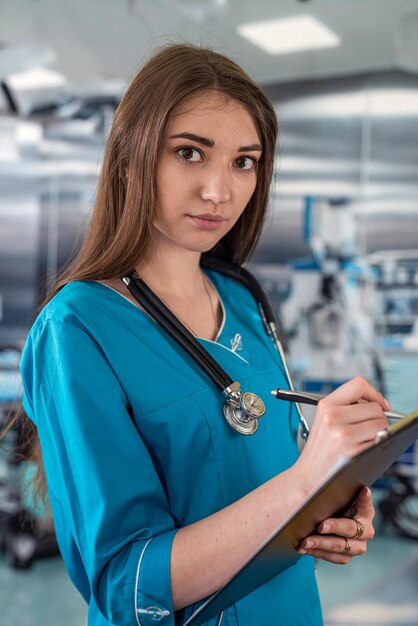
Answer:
[
  {"xmin": 189, "ymin": 240, "xmax": 223, "ymax": 255},
  {"xmin": 181, "ymin": 234, "xmax": 225, "ymax": 254}
]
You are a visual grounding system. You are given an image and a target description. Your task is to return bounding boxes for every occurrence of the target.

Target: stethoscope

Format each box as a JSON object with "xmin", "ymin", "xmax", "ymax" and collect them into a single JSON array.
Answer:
[{"xmin": 122, "ymin": 256, "xmax": 310, "ymax": 438}]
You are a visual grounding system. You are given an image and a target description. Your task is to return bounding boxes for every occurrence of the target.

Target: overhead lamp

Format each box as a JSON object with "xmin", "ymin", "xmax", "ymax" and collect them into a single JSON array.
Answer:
[
  {"xmin": 237, "ymin": 14, "xmax": 341, "ymax": 55},
  {"xmin": 131, "ymin": 0, "xmax": 227, "ymax": 23},
  {"xmin": 7, "ymin": 67, "xmax": 67, "ymax": 91},
  {"xmin": 278, "ymin": 89, "xmax": 418, "ymax": 119}
]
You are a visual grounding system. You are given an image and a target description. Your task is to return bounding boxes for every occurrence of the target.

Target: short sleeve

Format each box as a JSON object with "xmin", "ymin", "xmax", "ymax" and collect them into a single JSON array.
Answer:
[{"xmin": 20, "ymin": 318, "xmax": 179, "ymax": 626}]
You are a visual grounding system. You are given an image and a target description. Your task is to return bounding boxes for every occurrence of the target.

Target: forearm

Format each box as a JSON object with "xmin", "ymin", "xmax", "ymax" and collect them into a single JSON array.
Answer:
[
  {"xmin": 170, "ymin": 466, "xmax": 307, "ymax": 610},
  {"xmin": 171, "ymin": 376, "xmax": 388, "ymax": 610}
]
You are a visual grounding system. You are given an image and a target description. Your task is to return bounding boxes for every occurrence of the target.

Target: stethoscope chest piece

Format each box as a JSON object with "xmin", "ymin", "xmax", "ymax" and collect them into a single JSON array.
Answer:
[{"xmin": 223, "ymin": 388, "xmax": 266, "ymax": 435}]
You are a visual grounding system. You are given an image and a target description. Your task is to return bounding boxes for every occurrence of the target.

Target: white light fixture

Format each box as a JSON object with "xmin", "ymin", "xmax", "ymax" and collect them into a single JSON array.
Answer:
[
  {"xmin": 237, "ymin": 14, "xmax": 341, "ymax": 55},
  {"xmin": 278, "ymin": 89, "xmax": 418, "ymax": 120},
  {"xmin": 8, "ymin": 67, "xmax": 67, "ymax": 91}
]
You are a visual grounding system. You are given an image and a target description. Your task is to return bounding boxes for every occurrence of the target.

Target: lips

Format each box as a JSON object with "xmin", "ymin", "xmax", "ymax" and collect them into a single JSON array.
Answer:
[
  {"xmin": 190, "ymin": 213, "xmax": 225, "ymax": 222},
  {"xmin": 187, "ymin": 213, "xmax": 226, "ymax": 230}
]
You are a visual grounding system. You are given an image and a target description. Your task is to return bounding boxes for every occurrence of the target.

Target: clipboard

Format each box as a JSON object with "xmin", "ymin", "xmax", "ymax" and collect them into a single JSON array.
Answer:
[{"xmin": 183, "ymin": 410, "xmax": 418, "ymax": 626}]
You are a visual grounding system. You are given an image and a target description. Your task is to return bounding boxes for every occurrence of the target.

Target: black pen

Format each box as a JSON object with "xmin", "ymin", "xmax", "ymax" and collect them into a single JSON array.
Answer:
[{"xmin": 271, "ymin": 388, "xmax": 406, "ymax": 421}]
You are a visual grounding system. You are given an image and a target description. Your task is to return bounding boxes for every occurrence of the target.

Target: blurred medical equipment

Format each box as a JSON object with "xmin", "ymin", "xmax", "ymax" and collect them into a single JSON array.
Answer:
[
  {"xmin": 256, "ymin": 196, "xmax": 382, "ymax": 400},
  {"xmin": 0, "ymin": 346, "xmax": 58, "ymax": 569},
  {"xmin": 254, "ymin": 204, "xmax": 418, "ymax": 514},
  {"xmin": 370, "ymin": 255, "xmax": 418, "ymax": 540},
  {"xmin": 379, "ymin": 462, "xmax": 418, "ymax": 540}
]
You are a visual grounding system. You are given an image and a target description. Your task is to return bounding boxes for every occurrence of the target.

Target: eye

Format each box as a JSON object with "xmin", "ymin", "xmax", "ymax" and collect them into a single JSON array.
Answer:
[
  {"xmin": 235, "ymin": 156, "xmax": 258, "ymax": 171},
  {"xmin": 176, "ymin": 146, "xmax": 202, "ymax": 162}
]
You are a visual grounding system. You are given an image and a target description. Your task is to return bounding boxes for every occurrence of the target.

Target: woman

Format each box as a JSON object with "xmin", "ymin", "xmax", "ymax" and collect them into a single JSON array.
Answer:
[{"xmin": 19, "ymin": 44, "xmax": 388, "ymax": 626}]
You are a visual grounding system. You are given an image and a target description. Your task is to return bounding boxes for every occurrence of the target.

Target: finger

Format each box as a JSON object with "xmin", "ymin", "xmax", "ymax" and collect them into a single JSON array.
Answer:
[
  {"xmin": 343, "ymin": 416, "xmax": 389, "ymax": 446},
  {"xmin": 345, "ymin": 485, "xmax": 374, "ymax": 514},
  {"xmin": 320, "ymin": 376, "xmax": 390, "ymax": 410},
  {"xmin": 333, "ymin": 402, "xmax": 388, "ymax": 425},
  {"xmin": 357, "ymin": 485, "xmax": 373, "ymax": 504},
  {"xmin": 351, "ymin": 486, "xmax": 376, "ymax": 521},
  {"xmin": 315, "ymin": 406, "xmax": 388, "ymax": 449},
  {"xmin": 351, "ymin": 439, "xmax": 382, "ymax": 456},
  {"xmin": 318, "ymin": 516, "xmax": 373, "ymax": 540},
  {"xmin": 344, "ymin": 489, "xmax": 375, "ymax": 525},
  {"xmin": 348, "ymin": 419, "xmax": 389, "ymax": 445},
  {"xmin": 298, "ymin": 536, "xmax": 367, "ymax": 556},
  {"xmin": 318, "ymin": 518, "xmax": 361, "ymax": 539},
  {"xmin": 319, "ymin": 491, "xmax": 375, "ymax": 539},
  {"xmin": 297, "ymin": 548, "xmax": 352, "ymax": 565}
]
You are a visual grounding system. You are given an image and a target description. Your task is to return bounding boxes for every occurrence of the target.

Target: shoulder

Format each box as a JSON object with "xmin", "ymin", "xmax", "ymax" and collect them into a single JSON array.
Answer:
[
  {"xmin": 22, "ymin": 281, "xmax": 121, "ymax": 378},
  {"xmin": 33, "ymin": 281, "xmax": 100, "ymax": 326},
  {"xmin": 25, "ymin": 279, "xmax": 144, "ymax": 361},
  {"xmin": 27, "ymin": 280, "xmax": 123, "ymax": 344}
]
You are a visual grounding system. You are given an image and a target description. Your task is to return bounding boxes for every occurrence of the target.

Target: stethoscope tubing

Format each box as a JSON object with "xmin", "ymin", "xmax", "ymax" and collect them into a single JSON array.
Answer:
[
  {"xmin": 201, "ymin": 257, "xmax": 309, "ymax": 436},
  {"xmin": 123, "ymin": 257, "xmax": 309, "ymax": 437},
  {"xmin": 124, "ymin": 272, "xmax": 234, "ymax": 392}
]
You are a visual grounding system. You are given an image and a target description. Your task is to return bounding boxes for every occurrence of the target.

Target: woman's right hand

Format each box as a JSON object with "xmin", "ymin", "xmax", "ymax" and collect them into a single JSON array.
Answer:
[{"xmin": 292, "ymin": 376, "xmax": 390, "ymax": 493}]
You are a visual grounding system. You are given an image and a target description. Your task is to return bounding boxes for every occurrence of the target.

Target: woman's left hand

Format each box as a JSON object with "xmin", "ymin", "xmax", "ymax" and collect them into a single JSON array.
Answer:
[{"xmin": 297, "ymin": 486, "xmax": 375, "ymax": 564}]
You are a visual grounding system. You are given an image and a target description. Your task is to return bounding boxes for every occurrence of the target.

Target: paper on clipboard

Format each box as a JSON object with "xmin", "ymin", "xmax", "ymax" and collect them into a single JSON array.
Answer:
[{"xmin": 183, "ymin": 410, "xmax": 418, "ymax": 626}]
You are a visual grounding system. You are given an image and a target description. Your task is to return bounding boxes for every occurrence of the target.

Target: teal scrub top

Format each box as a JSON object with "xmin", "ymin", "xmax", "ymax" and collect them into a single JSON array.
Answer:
[{"xmin": 20, "ymin": 270, "xmax": 323, "ymax": 626}]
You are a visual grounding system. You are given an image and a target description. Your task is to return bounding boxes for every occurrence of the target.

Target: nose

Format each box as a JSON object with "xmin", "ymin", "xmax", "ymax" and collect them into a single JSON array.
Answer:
[{"xmin": 200, "ymin": 163, "xmax": 231, "ymax": 205}]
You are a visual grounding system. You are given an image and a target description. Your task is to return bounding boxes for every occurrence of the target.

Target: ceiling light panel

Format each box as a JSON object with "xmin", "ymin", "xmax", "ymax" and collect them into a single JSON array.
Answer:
[
  {"xmin": 8, "ymin": 68, "xmax": 67, "ymax": 91},
  {"xmin": 237, "ymin": 15, "xmax": 341, "ymax": 55}
]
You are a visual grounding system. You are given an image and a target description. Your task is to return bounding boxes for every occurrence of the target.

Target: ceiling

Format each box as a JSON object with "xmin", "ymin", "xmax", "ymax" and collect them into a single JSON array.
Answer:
[
  {"xmin": 1, "ymin": 0, "xmax": 418, "ymax": 95},
  {"xmin": 2, "ymin": 0, "xmax": 418, "ymax": 337}
]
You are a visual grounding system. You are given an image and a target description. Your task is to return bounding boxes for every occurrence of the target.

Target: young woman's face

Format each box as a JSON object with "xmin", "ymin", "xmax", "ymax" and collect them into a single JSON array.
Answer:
[{"xmin": 153, "ymin": 90, "xmax": 262, "ymax": 256}]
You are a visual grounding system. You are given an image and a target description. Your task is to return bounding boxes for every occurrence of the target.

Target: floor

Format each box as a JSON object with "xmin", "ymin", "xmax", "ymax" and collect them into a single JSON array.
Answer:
[{"xmin": 1, "ymin": 490, "xmax": 418, "ymax": 626}]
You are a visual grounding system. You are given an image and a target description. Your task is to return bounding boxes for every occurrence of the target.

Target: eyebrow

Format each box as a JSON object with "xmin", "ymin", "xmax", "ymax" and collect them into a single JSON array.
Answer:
[{"xmin": 169, "ymin": 132, "xmax": 262, "ymax": 152}]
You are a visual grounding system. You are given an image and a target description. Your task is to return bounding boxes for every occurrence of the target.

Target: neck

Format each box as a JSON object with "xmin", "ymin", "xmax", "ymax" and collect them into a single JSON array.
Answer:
[{"xmin": 136, "ymin": 246, "xmax": 205, "ymax": 299}]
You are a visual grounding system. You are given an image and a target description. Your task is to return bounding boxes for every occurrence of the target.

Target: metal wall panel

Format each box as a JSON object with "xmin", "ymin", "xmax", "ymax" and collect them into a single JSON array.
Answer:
[
  {"xmin": 254, "ymin": 71, "xmax": 418, "ymax": 263},
  {"xmin": 0, "ymin": 195, "xmax": 40, "ymax": 344}
]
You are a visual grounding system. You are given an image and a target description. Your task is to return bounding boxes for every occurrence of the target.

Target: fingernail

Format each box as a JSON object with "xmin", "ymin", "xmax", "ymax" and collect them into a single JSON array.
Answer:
[
  {"xmin": 363, "ymin": 486, "xmax": 371, "ymax": 497},
  {"xmin": 304, "ymin": 539, "xmax": 314, "ymax": 548},
  {"xmin": 297, "ymin": 549, "xmax": 307, "ymax": 555},
  {"xmin": 319, "ymin": 523, "xmax": 331, "ymax": 533},
  {"xmin": 384, "ymin": 398, "xmax": 391, "ymax": 410}
]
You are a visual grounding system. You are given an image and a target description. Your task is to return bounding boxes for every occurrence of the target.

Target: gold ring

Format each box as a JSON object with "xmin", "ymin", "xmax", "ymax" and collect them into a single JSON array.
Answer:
[
  {"xmin": 342, "ymin": 538, "xmax": 351, "ymax": 555},
  {"xmin": 352, "ymin": 519, "xmax": 364, "ymax": 539}
]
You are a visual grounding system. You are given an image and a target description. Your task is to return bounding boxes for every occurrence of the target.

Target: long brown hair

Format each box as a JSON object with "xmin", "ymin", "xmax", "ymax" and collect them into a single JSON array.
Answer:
[
  {"xmin": 48, "ymin": 42, "xmax": 278, "ymax": 298},
  {"xmin": 4, "ymin": 43, "xmax": 279, "ymax": 499}
]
